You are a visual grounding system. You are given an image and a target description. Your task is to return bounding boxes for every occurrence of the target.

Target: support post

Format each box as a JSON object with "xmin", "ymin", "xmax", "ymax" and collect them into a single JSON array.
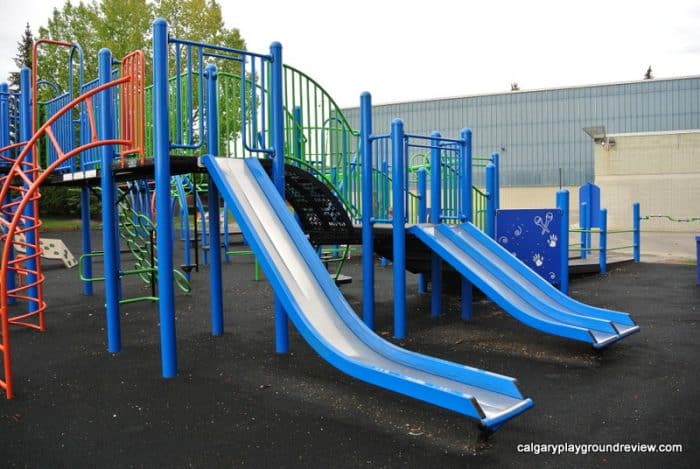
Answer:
[
  {"xmin": 270, "ymin": 41, "xmax": 288, "ymax": 353},
  {"xmin": 633, "ymin": 202, "xmax": 640, "ymax": 263},
  {"xmin": 416, "ymin": 167, "xmax": 427, "ymax": 294},
  {"xmin": 460, "ymin": 128, "xmax": 472, "ymax": 222},
  {"xmin": 293, "ymin": 105, "xmax": 303, "ymax": 160},
  {"xmin": 80, "ymin": 187, "xmax": 92, "ymax": 295},
  {"xmin": 492, "ymin": 152, "xmax": 500, "ymax": 210},
  {"xmin": 0, "ymin": 83, "xmax": 16, "ymax": 302},
  {"xmin": 599, "ymin": 208, "xmax": 607, "ymax": 274},
  {"xmin": 152, "ymin": 19, "xmax": 177, "ymax": 377},
  {"xmin": 360, "ymin": 92, "xmax": 374, "ymax": 328},
  {"xmin": 580, "ymin": 201, "xmax": 589, "ymax": 259},
  {"xmin": 460, "ymin": 128, "xmax": 473, "ymax": 320},
  {"xmin": 391, "ymin": 119, "xmax": 406, "ymax": 339},
  {"xmin": 98, "ymin": 49, "xmax": 121, "ymax": 352},
  {"xmin": 380, "ymin": 159, "xmax": 389, "ymax": 267},
  {"xmin": 19, "ymin": 68, "xmax": 41, "ymax": 321},
  {"xmin": 0, "ymin": 83, "xmax": 8, "ymax": 146},
  {"xmin": 556, "ymin": 189, "xmax": 569, "ymax": 294},
  {"xmin": 485, "ymin": 162, "xmax": 496, "ymax": 239},
  {"xmin": 429, "ymin": 131, "xmax": 442, "ymax": 317},
  {"xmin": 206, "ymin": 63, "xmax": 223, "ymax": 336}
]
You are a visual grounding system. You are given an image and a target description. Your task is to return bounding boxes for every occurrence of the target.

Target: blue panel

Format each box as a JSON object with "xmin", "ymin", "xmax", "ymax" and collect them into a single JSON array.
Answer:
[
  {"xmin": 579, "ymin": 182, "xmax": 601, "ymax": 228},
  {"xmin": 495, "ymin": 208, "xmax": 562, "ymax": 286}
]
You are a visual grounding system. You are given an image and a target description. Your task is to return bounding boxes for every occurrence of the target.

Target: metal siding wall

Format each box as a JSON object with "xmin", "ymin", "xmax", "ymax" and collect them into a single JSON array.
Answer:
[{"xmin": 342, "ymin": 77, "xmax": 700, "ymax": 186}]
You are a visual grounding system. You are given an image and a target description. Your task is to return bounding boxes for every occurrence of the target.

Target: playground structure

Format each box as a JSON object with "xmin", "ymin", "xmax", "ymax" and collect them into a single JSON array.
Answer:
[{"xmin": 0, "ymin": 19, "xmax": 640, "ymax": 431}]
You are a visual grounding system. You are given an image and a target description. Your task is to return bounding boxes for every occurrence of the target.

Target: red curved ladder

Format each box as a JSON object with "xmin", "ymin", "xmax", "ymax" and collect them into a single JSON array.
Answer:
[{"xmin": 0, "ymin": 52, "xmax": 144, "ymax": 398}]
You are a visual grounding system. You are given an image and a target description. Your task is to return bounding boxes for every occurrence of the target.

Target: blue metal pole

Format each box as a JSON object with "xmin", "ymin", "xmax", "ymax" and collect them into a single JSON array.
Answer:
[
  {"xmin": 580, "ymin": 201, "xmax": 589, "ymax": 259},
  {"xmin": 416, "ymin": 168, "xmax": 427, "ymax": 294},
  {"xmin": 460, "ymin": 128, "xmax": 473, "ymax": 320},
  {"xmin": 270, "ymin": 41, "xmax": 289, "ymax": 353},
  {"xmin": 633, "ymin": 202, "xmax": 640, "ymax": 262},
  {"xmin": 599, "ymin": 208, "xmax": 607, "ymax": 274},
  {"xmin": 461, "ymin": 128, "xmax": 473, "ymax": 222},
  {"xmin": 206, "ymin": 63, "xmax": 224, "ymax": 336},
  {"xmin": 80, "ymin": 187, "xmax": 92, "ymax": 295},
  {"xmin": 0, "ymin": 82, "xmax": 8, "ymax": 147},
  {"xmin": 429, "ymin": 131, "xmax": 442, "ymax": 317},
  {"xmin": 152, "ymin": 19, "xmax": 177, "ymax": 377},
  {"xmin": 293, "ymin": 105, "xmax": 303, "ymax": 160},
  {"xmin": 360, "ymin": 92, "xmax": 374, "ymax": 329},
  {"xmin": 97, "ymin": 49, "xmax": 121, "ymax": 352},
  {"xmin": 0, "ymin": 82, "xmax": 16, "ymax": 302},
  {"xmin": 223, "ymin": 200, "xmax": 230, "ymax": 263},
  {"xmin": 492, "ymin": 152, "xmax": 500, "ymax": 210},
  {"xmin": 19, "ymin": 68, "xmax": 40, "ymax": 316},
  {"xmin": 379, "ymin": 159, "xmax": 389, "ymax": 267},
  {"xmin": 556, "ymin": 189, "xmax": 569, "ymax": 294},
  {"xmin": 391, "ymin": 119, "xmax": 406, "ymax": 339},
  {"xmin": 485, "ymin": 162, "xmax": 496, "ymax": 238}
]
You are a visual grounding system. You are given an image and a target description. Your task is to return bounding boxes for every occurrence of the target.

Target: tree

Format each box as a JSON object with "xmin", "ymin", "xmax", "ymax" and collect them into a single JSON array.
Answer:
[
  {"xmin": 35, "ymin": 0, "xmax": 246, "ymax": 93},
  {"xmin": 153, "ymin": 0, "xmax": 247, "ymax": 151},
  {"xmin": 154, "ymin": 0, "xmax": 245, "ymax": 49},
  {"xmin": 35, "ymin": 0, "xmax": 247, "ymax": 148},
  {"xmin": 8, "ymin": 23, "xmax": 34, "ymax": 91},
  {"xmin": 94, "ymin": 0, "xmax": 153, "ymax": 61}
]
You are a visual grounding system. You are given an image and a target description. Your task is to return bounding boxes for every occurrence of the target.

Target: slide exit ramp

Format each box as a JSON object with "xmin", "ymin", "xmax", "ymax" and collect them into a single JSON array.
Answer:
[
  {"xmin": 409, "ymin": 223, "xmax": 639, "ymax": 348},
  {"xmin": 202, "ymin": 155, "xmax": 533, "ymax": 431}
]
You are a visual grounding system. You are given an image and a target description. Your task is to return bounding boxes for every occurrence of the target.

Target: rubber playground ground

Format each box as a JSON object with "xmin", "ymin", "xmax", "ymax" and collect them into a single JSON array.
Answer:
[{"xmin": 1, "ymin": 230, "xmax": 698, "ymax": 468}]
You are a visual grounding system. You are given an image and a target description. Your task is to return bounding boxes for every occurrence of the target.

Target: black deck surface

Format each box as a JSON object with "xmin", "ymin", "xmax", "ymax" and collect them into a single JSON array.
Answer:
[{"xmin": 1, "ymin": 230, "xmax": 698, "ymax": 468}]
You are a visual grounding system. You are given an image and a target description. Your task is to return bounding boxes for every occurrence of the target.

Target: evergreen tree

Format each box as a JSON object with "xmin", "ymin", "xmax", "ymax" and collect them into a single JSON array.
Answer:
[{"xmin": 8, "ymin": 23, "xmax": 34, "ymax": 91}]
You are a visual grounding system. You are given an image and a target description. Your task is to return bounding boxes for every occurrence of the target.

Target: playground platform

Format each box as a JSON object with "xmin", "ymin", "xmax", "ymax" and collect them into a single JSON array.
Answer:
[
  {"xmin": 42, "ymin": 156, "xmax": 204, "ymax": 186},
  {"xmin": 0, "ymin": 229, "xmax": 697, "ymax": 467}
]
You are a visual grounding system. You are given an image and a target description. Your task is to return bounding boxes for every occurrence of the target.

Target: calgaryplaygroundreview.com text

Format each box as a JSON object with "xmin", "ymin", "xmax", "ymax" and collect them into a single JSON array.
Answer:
[{"xmin": 516, "ymin": 442, "xmax": 684, "ymax": 455}]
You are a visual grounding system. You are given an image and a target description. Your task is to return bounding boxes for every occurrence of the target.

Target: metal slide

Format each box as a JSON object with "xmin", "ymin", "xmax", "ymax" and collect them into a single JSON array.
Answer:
[
  {"xmin": 202, "ymin": 156, "xmax": 533, "ymax": 431},
  {"xmin": 409, "ymin": 223, "xmax": 639, "ymax": 348}
]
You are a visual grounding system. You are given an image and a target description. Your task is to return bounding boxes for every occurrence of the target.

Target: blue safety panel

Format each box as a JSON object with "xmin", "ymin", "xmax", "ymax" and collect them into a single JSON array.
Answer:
[
  {"xmin": 579, "ymin": 182, "xmax": 601, "ymax": 228},
  {"xmin": 496, "ymin": 208, "xmax": 562, "ymax": 286}
]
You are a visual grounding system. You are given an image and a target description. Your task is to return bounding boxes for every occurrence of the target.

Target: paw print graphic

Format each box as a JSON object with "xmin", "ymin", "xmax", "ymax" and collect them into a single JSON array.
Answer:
[
  {"xmin": 532, "ymin": 253, "xmax": 544, "ymax": 267},
  {"xmin": 547, "ymin": 234, "xmax": 558, "ymax": 248}
]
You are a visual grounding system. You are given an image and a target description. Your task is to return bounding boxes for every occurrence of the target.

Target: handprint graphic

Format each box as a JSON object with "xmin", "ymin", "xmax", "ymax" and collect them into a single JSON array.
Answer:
[
  {"xmin": 547, "ymin": 234, "xmax": 558, "ymax": 248},
  {"xmin": 532, "ymin": 253, "xmax": 544, "ymax": 267}
]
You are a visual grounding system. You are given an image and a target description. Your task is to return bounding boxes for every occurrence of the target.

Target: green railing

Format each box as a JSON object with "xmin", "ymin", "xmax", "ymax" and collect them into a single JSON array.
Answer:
[{"xmin": 142, "ymin": 65, "xmax": 492, "ymax": 232}]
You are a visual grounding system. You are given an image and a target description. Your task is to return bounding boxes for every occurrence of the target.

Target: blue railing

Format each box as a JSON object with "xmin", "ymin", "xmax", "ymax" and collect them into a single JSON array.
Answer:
[
  {"xmin": 44, "ymin": 92, "xmax": 75, "ymax": 172},
  {"xmin": 166, "ymin": 37, "xmax": 274, "ymax": 156},
  {"xmin": 0, "ymin": 86, "xmax": 21, "ymax": 164}
]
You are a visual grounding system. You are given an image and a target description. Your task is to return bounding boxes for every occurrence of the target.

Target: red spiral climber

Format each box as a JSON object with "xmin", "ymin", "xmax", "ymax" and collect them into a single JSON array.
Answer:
[{"xmin": 0, "ymin": 49, "xmax": 144, "ymax": 398}]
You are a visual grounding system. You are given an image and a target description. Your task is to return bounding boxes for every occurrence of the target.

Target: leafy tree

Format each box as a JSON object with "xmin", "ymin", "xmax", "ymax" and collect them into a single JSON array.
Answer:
[
  {"xmin": 154, "ymin": 0, "xmax": 245, "ymax": 49},
  {"xmin": 94, "ymin": 0, "xmax": 153, "ymax": 61},
  {"xmin": 36, "ymin": 1, "xmax": 101, "ymax": 100},
  {"xmin": 34, "ymin": 0, "xmax": 247, "ymax": 151},
  {"xmin": 153, "ymin": 0, "xmax": 247, "ymax": 152}
]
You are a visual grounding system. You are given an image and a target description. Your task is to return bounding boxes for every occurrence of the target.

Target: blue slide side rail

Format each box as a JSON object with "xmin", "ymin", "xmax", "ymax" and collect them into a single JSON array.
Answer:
[{"xmin": 202, "ymin": 155, "xmax": 533, "ymax": 430}]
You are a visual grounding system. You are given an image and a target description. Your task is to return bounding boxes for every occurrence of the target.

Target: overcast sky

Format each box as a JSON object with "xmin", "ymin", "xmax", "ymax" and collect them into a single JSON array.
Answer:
[{"xmin": 1, "ymin": 0, "xmax": 699, "ymax": 107}]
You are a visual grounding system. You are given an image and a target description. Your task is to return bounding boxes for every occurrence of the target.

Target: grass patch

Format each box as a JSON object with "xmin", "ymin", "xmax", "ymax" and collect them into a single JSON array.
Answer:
[{"xmin": 40, "ymin": 217, "xmax": 101, "ymax": 232}]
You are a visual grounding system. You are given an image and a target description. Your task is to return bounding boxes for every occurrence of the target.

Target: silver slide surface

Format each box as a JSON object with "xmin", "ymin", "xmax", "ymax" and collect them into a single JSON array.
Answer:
[
  {"xmin": 203, "ymin": 156, "xmax": 532, "ymax": 431},
  {"xmin": 409, "ymin": 223, "xmax": 638, "ymax": 347}
]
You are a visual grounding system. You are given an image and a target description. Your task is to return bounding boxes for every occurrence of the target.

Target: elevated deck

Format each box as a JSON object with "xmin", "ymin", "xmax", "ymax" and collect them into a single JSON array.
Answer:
[{"xmin": 42, "ymin": 156, "xmax": 205, "ymax": 187}]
